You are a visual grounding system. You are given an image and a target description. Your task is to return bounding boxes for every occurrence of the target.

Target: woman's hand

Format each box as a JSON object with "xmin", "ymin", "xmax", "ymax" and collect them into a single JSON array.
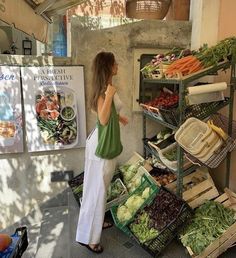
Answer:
[
  {"xmin": 119, "ymin": 115, "xmax": 129, "ymax": 126},
  {"xmin": 105, "ymin": 84, "xmax": 116, "ymax": 99}
]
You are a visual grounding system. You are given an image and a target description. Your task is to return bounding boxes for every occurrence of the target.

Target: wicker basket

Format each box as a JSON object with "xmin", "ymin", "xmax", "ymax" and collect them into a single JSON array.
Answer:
[{"xmin": 126, "ymin": 0, "xmax": 171, "ymax": 19}]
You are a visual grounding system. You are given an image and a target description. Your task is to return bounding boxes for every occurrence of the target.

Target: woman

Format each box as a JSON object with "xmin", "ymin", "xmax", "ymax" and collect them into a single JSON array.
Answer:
[{"xmin": 76, "ymin": 51, "xmax": 128, "ymax": 253}]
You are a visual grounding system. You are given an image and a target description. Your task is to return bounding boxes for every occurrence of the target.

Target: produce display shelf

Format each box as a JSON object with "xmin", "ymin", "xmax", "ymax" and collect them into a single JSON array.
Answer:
[
  {"xmin": 144, "ymin": 142, "xmax": 198, "ymax": 177},
  {"xmin": 144, "ymin": 142, "xmax": 163, "ymax": 163},
  {"xmin": 142, "ymin": 61, "xmax": 231, "ymax": 85},
  {"xmin": 143, "ymin": 97, "xmax": 230, "ymax": 130}
]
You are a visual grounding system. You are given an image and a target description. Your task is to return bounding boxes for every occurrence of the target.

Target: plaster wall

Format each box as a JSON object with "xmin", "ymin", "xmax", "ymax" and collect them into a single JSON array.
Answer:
[
  {"xmin": 71, "ymin": 19, "xmax": 191, "ymax": 170},
  {"xmin": 190, "ymin": 0, "xmax": 236, "ymax": 191},
  {"xmin": 212, "ymin": 0, "xmax": 236, "ymax": 191},
  {"xmin": 190, "ymin": 0, "xmax": 220, "ymax": 49}
]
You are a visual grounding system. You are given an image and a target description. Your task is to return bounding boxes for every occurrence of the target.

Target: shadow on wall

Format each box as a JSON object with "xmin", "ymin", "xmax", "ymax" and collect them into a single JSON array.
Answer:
[
  {"xmin": 0, "ymin": 152, "xmax": 71, "ymax": 229},
  {"xmin": 0, "ymin": 59, "xmax": 84, "ymax": 229}
]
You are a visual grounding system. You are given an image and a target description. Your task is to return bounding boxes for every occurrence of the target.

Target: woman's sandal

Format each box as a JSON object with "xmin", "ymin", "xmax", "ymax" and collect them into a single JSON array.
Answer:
[
  {"xmin": 78, "ymin": 242, "xmax": 103, "ymax": 254},
  {"xmin": 102, "ymin": 221, "xmax": 113, "ymax": 230}
]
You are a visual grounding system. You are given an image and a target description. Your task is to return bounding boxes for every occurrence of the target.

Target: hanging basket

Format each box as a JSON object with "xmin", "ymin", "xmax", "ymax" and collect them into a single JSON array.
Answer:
[{"xmin": 126, "ymin": 0, "xmax": 171, "ymax": 20}]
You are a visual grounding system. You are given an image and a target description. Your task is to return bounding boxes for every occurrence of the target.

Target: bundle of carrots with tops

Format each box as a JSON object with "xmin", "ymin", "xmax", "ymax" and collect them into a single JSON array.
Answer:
[
  {"xmin": 165, "ymin": 37, "xmax": 236, "ymax": 78},
  {"xmin": 165, "ymin": 55, "xmax": 202, "ymax": 78}
]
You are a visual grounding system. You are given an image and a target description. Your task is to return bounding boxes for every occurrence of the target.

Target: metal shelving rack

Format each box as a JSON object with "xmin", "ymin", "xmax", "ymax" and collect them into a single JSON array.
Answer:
[{"xmin": 139, "ymin": 55, "xmax": 235, "ymax": 197}]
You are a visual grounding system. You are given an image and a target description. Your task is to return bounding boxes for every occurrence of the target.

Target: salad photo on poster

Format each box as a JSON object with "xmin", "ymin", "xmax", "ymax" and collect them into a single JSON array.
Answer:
[{"xmin": 35, "ymin": 87, "xmax": 78, "ymax": 146}]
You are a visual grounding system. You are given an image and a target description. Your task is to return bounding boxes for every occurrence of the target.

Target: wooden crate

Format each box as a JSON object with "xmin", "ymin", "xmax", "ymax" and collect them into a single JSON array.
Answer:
[
  {"xmin": 166, "ymin": 167, "xmax": 219, "ymax": 208},
  {"xmin": 186, "ymin": 188, "xmax": 236, "ymax": 258},
  {"xmin": 124, "ymin": 151, "xmax": 153, "ymax": 172}
]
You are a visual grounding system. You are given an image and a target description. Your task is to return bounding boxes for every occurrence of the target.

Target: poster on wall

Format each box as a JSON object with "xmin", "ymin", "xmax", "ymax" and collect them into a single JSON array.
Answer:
[
  {"xmin": 0, "ymin": 66, "xmax": 23, "ymax": 154},
  {"xmin": 21, "ymin": 66, "xmax": 86, "ymax": 152}
]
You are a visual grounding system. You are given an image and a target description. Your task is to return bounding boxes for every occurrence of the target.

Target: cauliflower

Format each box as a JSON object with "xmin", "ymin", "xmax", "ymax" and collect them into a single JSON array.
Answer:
[
  {"xmin": 117, "ymin": 205, "xmax": 132, "ymax": 222},
  {"xmin": 142, "ymin": 187, "xmax": 150, "ymax": 200},
  {"xmin": 127, "ymin": 176, "xmax": 142, "ymax": 193},
  {"xmin": 125, "ymin": 195, "xmax": 145, "ymax": 214},
  {"xmin": 120, "ymin": 164, "xmax": 140, "ymax": 184}
]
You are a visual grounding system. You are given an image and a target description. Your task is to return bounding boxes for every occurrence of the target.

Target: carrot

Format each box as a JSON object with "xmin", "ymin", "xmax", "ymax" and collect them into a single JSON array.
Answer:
[
  {"xmin": 180, "ymin": 68, "xmax": 191, "ymax": 73},
  {"xmin": 188, "ymin": 61, "xmax": 203, "ymax": 74},
  {"xmin": 172, "ymin": 56, "xmax": 193, "ymax": 65},
  {"xmin": 171, "ymin": 55, "xmax": 196, "ymax": 66},
  {"xmin": 179, "ymin": 59, "xmax": 198, "ymax": 70},
  {"xmin": 165, "ymin": 67, "xmax": 178, "ymax": 73},
  {"xmin": 166, "ymin": 56, "xmax": 197, "ymax": 72},
  {"xmin": 164, "ymin": 55, "xmax": 203, "ymax": 77},
  {"xmin": 189, "ymin": 64, "xmax": 203, "ymax": 74}
]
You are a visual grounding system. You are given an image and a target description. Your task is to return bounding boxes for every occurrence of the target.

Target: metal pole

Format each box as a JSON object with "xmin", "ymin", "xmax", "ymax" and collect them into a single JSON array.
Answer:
[
  {"xmin": 177, "ymin": 81, "xmax": 185, "ymax": 197},
  {"xmin": 226, "ymin": 63, "xmax": 235, "ymax": 187}
]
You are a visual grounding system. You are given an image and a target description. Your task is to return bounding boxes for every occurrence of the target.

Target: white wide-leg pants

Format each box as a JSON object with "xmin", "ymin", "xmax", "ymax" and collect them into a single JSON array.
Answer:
[{"xmin": 76, "ymin": 128, "xmax": 117, "ymax": 244}]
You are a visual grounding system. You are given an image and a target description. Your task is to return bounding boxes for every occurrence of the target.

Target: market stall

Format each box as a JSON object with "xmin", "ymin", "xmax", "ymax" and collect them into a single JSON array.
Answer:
[{"xmin": 68, "ymin": 37, "xmax": 236, "ymax": 257}]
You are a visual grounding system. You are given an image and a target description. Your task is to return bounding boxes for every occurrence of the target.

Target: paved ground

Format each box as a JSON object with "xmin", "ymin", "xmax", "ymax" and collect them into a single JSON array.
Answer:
[{"xmin": 2, "ymin": 188, "xmax": 236, "ymax": 258}]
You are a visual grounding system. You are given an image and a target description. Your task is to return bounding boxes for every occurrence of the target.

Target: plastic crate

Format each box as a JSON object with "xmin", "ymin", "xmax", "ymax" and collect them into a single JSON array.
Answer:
[
  {"xmin": 0, "ymin": 227, "xmax": 28, "ymax": 258},
  {"xmin": 68, "ymin": 172, "xmax": 84, "ymax": 205},
  {"xmin": 123, "ymin": 187, "xmax": 193, "ymax": 257},
  {"xmin": 110, "ymin": 174, "xmax": 159, "ymax": 229},
  {"xmin": 144, "ymin": 202, "xmax": 192, "ymax": 257},
  {"xmin": 158, "ymin": 98, "xmax": 229, "ymax": 126},
  {"xmin": 79, "ymin": 178, "xmax": 129, "ymax": 211},
  {"xmin": 68, "ymin": 170, "xmax": 121, "ymax": 207},
  {"xmin": 143, "ymin": 133, "xmax": 175, "ymax": 151},
  {"xmin": 106, "ymin": 178, "xmax": 129, "ymax": 209}
]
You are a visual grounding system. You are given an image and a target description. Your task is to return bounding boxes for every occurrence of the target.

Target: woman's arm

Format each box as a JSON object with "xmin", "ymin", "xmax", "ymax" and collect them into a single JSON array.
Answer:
[
  {"xmin": 119, "ymin": 114, "xmax": 128, "ymax": 126},
  {"xmin": 97, "ymin": 84, "xmax": 116, "ymax": 126}
]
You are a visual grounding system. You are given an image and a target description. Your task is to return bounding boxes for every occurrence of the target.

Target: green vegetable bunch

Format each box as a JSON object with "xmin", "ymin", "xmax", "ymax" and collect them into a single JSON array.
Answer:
[
  {"xmin": 119, "ymin": 161, "xmax": 144, "ymax": 188},
  {"xmin": 180, "ymin": 200, "xmax": 235, "ymax": 255},
  {"xmin": 163, "ymin": 147, "xmax": 177, "ymax": 161},
  {"xmin": 130, "ymin": 211, "xmax": 159, "ymax": 244},
  {"xmin": 116, "ymin": 187, "xmax": 151, "ymax": 223},
  {"xmin": 107, "ymin": 179, "xmax": 125, "ymax": 202},
  {"xmin": 195, "ymin": 37, "xmax": 236, "ymax": 68}
]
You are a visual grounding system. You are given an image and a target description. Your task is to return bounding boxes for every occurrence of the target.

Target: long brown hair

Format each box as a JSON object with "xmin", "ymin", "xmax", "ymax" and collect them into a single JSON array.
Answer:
[{"xmin": 90, "ymin": 51, "xmax": 115, "ymax": 111}]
